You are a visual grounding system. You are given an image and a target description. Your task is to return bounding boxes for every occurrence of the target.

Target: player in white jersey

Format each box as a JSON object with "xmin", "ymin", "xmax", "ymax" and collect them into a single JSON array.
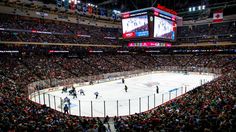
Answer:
[
  {"xmin": 79, "ymin": 89, "xmax": 85, "ymax": 95},
  {"xmin": 64, "ymin": 97, "xmax": 71, "ymax": 106}
]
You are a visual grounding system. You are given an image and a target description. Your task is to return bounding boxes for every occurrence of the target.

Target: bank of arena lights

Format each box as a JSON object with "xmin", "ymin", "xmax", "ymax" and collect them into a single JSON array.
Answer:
[
  {"xmin": 63, "ymin": 0, "xmax": 80, "ymax": 4},
  {"xmin": 189, "ymin": 5, "xmax": 206, "ymax": 12},
  {"xmin": 87, "ymin": 3, "xmax": 97, "ymax": 8}
]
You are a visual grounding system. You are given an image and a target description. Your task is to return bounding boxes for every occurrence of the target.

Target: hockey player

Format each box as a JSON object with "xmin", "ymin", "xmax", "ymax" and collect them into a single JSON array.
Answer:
[
  {"xmin": 79, "ymin": 89, "xmax": 85, "ymax": 96},
  {"xmin": 64, "ymin": 97, "xmax": 70, "ymax": 104},
  {"xmin": 122, "ymin": 78, "xmax": 125, "ymax": 84},
  {"xmin": 69, "ymin": 86, "xmax": 76, "ymax": 95},
  {"xmin": 94, "ymin": 92, "xmax": 99, "ymax": 99},
  {"xmin": 125, "ymin": 85, "xmax": 128, "ymax": 92},
  {"xmin": 61, "ymin": 86, "xmax": 67, "ymax": 93},
  {"xmin": 69, "ymin": 89, "xmax": 73, "ymax": 95},
  {"xmin": 72, "ymin": 92, "xmax": 77, "ymax": 99},
  {"xmin": 156, "ymin": 85, "xmax": 159, "ymax": 94},
  {"xmin": 72, "ymin": 85, "xmax": 76, "ymax": 92},
  {"xmin": 64, "ymin": 104, "xmax": 69, "ymax": 114}
]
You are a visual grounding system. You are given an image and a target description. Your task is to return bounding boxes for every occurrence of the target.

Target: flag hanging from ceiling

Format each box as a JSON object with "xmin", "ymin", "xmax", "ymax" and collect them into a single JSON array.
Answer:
[
  {"xmin": 64, "ymin": 0, "xmax": 69, "ymax": 10},
  {"xmin": 213, "ymin": 10, "xmax": 223, "ymax": 23},
  {"xmin": 70, "ymin": 0, "xmax": 75, "ymax": 10},
  {"xmin": 88, "ymin": 6, "xmax": 93, "ymax": 14},
  {"xmin": 57, "ymin": 0, "xmax": 62, "ymax": 7}
]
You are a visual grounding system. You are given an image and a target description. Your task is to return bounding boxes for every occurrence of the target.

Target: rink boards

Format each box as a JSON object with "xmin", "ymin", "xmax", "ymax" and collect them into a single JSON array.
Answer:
[{"xmin": 29, "ymin": 71, "xmax": 216, "ymax": 117}]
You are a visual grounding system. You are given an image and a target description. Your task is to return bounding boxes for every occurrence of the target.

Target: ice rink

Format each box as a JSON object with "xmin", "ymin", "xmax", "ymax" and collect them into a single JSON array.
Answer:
[{"xmin": 31, "ymin": 72, "xmax": 215, "ymax": 117}]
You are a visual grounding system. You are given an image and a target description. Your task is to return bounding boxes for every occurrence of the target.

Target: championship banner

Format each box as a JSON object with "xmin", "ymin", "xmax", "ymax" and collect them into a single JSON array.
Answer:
[
  {"xmin": 57, "ymin": 0, "xmax": 62, "ymax": 7},
  {"xmin": 64, "ymin": 0, "xmax": 69, "ymax": 10},
  {"xmin": 88, "ymin": 6, "xmax": 93, "ymax": 14},
  {"xmin": 82, "ymin": 4, "xmax": 87, "ymax": 12},
  {"xmin": 70, "ymin": 0, "xmax": 76, "ymax": 10},
  {"xmin": 213, "ymin": 10, "xmax": 223, "ymax": 23}
]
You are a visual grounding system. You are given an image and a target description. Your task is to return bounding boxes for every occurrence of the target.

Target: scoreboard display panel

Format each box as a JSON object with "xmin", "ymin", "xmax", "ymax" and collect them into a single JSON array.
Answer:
[
  {"xmin": 121, "ymin": 6, "xmax": 180, "ymax": 45},
  {"xmin": 122, "ymin": 15, "xmax": 149, "ymax": 38},
  {"xmin": 153, "ymin": 16, "xmax": 176, "ymax": 40}
]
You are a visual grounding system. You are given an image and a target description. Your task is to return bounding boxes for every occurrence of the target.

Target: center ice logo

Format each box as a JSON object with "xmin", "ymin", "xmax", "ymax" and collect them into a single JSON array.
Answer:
[{"xmin": 144, "ymin": 82, "xmax": 160, "ymax": 87}]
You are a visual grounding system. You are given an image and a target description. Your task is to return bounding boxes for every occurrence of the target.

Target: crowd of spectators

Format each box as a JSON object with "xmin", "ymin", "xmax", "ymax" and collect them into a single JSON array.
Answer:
[
  {"xmin": 0, "ymin": 13, "xmax": 120, "ymax": 45},
  {"xmin": 178, "ymin": 22, "xmax": 236, "ymax": 37},
  {"xmin": 177, "ymin": 21, "xmax": 236, "ymax": 43},
  {"xmin": 0, "ymin": 50, "xmax": 235, "ymax": 131}
]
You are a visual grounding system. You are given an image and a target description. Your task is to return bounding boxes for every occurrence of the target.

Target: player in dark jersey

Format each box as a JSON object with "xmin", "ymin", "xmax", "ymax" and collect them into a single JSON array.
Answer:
[
  {"xmin": 125, "ymin": 85, "xmax": 128, "ymax": 92},
  {"xmin": 122, "ymin": 78, "xmax": 125, "ymax": 84},
  {"xmin": 62, "ymin": 86, "xmax": 67, "ymax": 93},
  {"xmin": 72, "ymin": 92, "xmax": 77, "ymax": 99},
  {"xmin": 156, "ymin": 85, "xmax": 159, "ymax": 94},
  {"xmin": 94, "ymin": 92, "xmax": 99, "ymax": 99}
]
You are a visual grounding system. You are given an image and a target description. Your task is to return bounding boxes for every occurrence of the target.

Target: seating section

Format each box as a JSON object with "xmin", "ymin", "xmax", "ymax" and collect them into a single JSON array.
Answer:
[
  {"xmin": 0, "ymin": 14, "xmax": 120, "ymax": 45},
  {"xmin": 177, "ymin": 22, "xmax": 236, "ymax": 43},
  {"xmin": 0, "ymin": 51, "xmax": 235, "ymax": 131}
]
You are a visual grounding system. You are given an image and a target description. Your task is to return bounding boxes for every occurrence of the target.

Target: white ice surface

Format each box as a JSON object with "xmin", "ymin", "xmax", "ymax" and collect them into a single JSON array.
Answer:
[{"xmin": 31, "ymin": 72, "xmax": 215, "ymax": 117}]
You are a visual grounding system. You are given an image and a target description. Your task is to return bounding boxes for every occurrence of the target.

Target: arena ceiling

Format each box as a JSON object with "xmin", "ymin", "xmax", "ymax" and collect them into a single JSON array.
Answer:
[{"xmin": 39, "ymin": 0, "xmax": 236, "ymax": 13}]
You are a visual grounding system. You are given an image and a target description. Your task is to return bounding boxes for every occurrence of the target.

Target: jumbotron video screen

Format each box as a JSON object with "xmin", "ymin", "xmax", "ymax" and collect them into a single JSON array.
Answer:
[
  {"xmin": 154, "ymin": 16, "xmax": 176, "ymax": 40},
  {"xmin": 122, "ymin": 15, "xmax": 149, "ymax": 38}
]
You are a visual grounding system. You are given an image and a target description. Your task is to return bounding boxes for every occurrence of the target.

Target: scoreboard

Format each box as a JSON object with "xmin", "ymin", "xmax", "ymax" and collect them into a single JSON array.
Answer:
[
  {"xmin": 153, "ymin": 15, "xmax": 176, "ymax": 40},
  {"xmin": 122, "ymin": 14, "xmax": 149, "ymax": 38},
  {"xmin": 121, "ymin": 5, "xmax": 181, "ymax": 47}
]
